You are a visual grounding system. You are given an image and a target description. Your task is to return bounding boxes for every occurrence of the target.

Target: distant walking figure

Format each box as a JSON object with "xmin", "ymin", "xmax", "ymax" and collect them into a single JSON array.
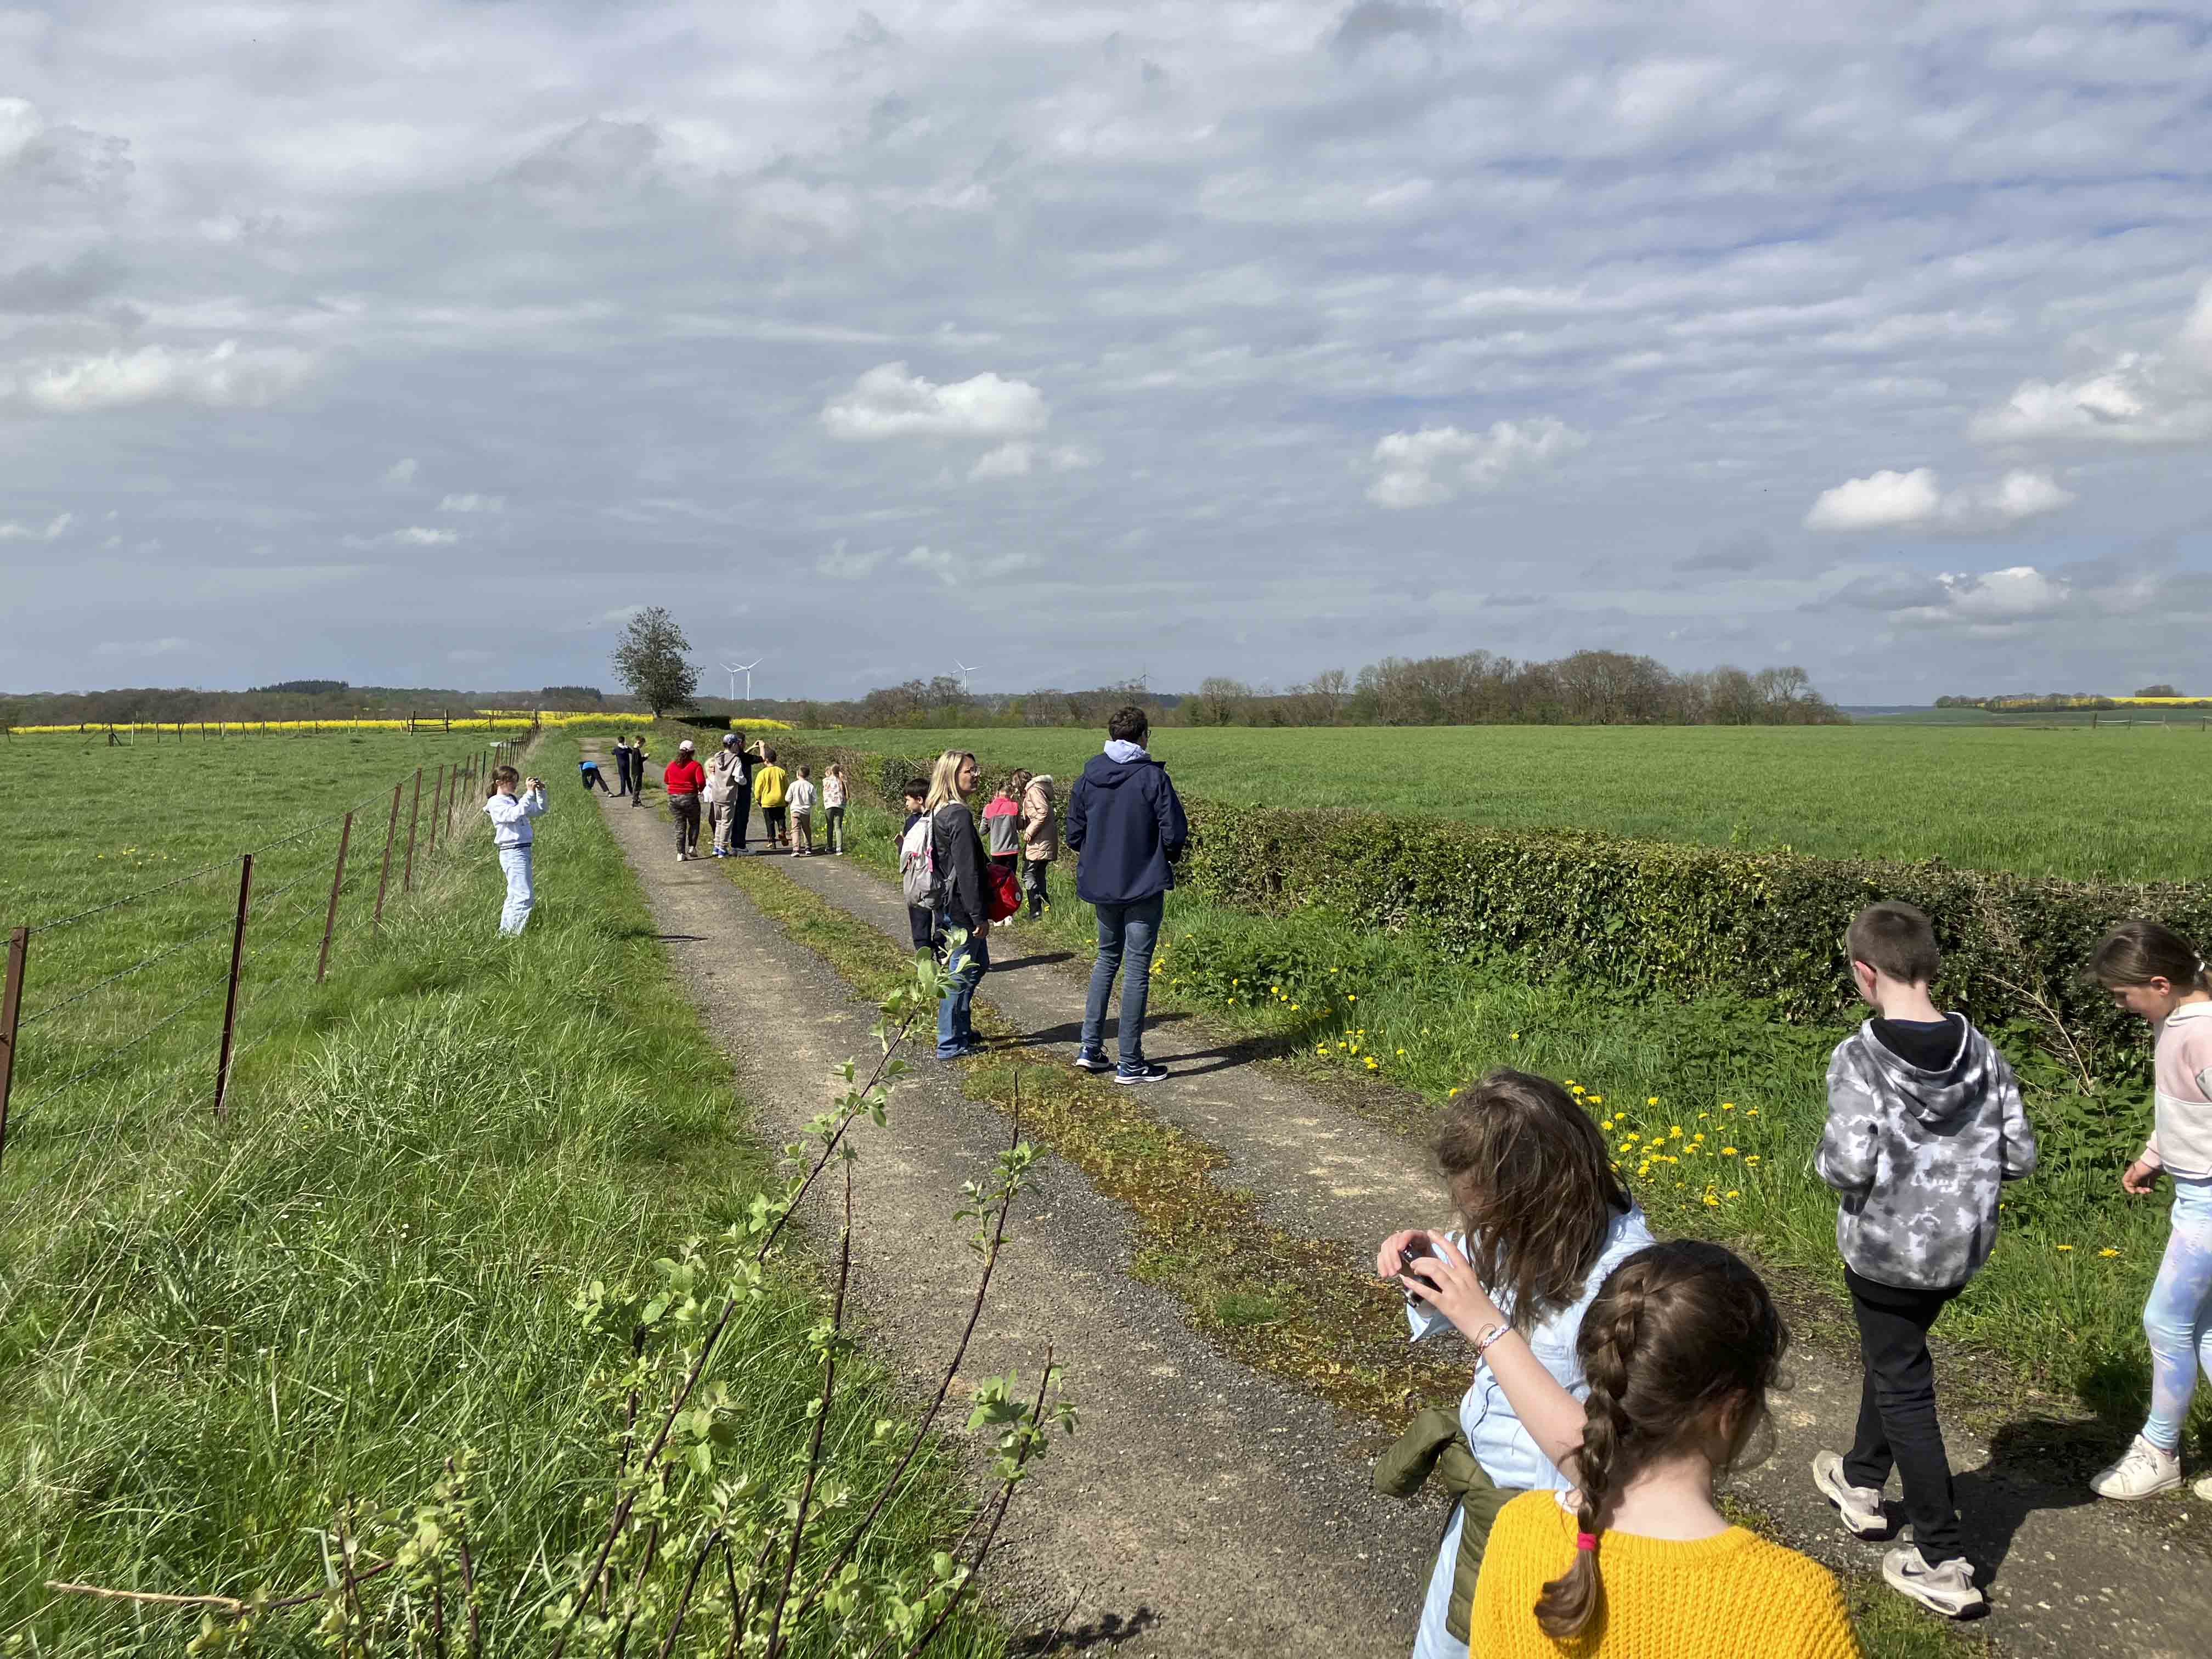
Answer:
[
  {"xmin": 483, "ymin": 765, "xmax": 546, "ymax": 935},
  {"xmin": 1065, "ymin": 704, "xmax": 1187, "ymax": 1085},
  {"xmin": 664, "ymin": 738, "xmax": 706, "ymax": 861}
]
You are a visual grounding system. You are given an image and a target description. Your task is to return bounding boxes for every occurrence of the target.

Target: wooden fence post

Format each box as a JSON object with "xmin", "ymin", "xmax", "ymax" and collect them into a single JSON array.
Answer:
[
  {"xmin": 0, "ymin": 926, "xmax": 28, "ymax": 1172},
  {"xmin": 316, "ymin": 812, "xmax": 353, "ymax": 983},
  {"xmin": 373, "ymin": 783, "xmax": 402, "ymax": 932},
  {"xmin": 212, "ymin": 855, "xmax": 254, "ymax": 1121},
  {"xmin": 403, "ymin": 769, "xmax": 422, "ymax": 894},
  {"xmin": 429, "ymin": 765, "xmax": 445, "ymax": 855}
]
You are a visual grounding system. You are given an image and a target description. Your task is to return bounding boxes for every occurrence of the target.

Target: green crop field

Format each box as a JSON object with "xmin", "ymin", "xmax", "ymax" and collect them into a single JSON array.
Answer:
[
  {"xmin": 819, "ymin": 723, "xmax": 2212, "ymax": 882},
  {"xmin": 0, "ymin": 731, "xmax": 997, "ymax": 1656}
]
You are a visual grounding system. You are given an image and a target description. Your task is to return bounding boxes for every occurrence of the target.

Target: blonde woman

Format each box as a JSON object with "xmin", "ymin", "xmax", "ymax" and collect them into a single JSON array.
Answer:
[{"xmin": 926, "ymin": 749, "xmax": 991, "ymax": 1058}]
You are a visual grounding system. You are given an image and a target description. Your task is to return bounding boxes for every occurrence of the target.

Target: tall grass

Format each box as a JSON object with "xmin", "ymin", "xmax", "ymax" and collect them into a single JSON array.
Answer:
[{"xmin": 0, "ymin": 738, "xmax": 998, "ymax": 1656}]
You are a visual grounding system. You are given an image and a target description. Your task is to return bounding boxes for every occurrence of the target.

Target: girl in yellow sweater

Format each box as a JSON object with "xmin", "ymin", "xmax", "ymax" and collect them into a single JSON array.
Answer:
[{"xmin": 1402, "ymin": 1236, "xmax": 1860, "ymax": 1659}]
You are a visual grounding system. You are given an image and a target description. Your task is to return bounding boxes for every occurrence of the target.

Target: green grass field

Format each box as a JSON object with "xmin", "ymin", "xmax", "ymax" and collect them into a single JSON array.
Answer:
[
  {"xmin": 0, "ymin": 732, "xmax": 997, "ymax": 1656},
  {"xmin": 820, "ymin": 723, "xmax": 2211, "ymax": 882}
]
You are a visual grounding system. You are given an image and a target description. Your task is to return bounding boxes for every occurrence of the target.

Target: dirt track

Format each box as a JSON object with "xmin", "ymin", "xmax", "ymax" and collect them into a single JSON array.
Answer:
[{"xmin": 592, "ymin": 765, "xmax": 2212, "ymax": 1658}]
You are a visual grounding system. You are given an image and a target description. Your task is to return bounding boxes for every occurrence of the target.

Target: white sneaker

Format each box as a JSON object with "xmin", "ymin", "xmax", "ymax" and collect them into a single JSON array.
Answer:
[
  {"xmin": 2091, "ymin": 1434, "xmax": 2182, "ymax": 1500},
  {"xmin": 2195, "ymin": 1472, "xmax": 2212, "ymax": 1502},
  {"xmin": 1883, "ymin": 1547, "xmax": 1984, "ymax": 1619},
  {"xmin": 1812, "ymin": 1452, "xmax": 1888, "ymax": 1538}
]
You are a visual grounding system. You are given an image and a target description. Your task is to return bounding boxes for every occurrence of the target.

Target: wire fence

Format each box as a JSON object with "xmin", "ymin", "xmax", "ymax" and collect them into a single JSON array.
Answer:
[{"xmin": 0, "ymin": 739, "xmax": 532, "ymax": 1177}]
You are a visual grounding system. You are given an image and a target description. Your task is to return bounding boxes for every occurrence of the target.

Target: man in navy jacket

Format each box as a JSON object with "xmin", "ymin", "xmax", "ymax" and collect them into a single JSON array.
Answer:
[{"xmin": 1064, "ymin": 704, "xmax": 1188, "ymax": 1084}]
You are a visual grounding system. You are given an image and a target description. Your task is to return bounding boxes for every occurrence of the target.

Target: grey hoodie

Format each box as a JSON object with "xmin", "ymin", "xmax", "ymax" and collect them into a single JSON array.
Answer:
[{"xmin": 1816, "ymin": 1015, "xmax": 2036, "ymax": 1290}]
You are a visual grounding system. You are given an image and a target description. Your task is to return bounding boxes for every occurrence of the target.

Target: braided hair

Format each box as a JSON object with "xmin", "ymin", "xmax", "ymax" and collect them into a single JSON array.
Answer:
[{"xmin": 1533, "ymin": 1241, "xmax": 1788, "ymax": 1641}]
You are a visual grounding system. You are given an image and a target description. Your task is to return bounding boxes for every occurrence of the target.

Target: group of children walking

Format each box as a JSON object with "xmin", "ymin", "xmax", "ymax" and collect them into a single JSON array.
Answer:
[{"xmin": 1383, "ymin": 899, "xmax": 2212, "ymax": 1657}]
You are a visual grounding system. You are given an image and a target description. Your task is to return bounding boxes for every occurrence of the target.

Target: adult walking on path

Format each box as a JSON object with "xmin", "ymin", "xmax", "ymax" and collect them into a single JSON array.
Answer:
[
  {"xmin": 705, "ymin": 732, "xmax": 745, "ymax": 857},
  {"xmin": 664, "ymin": 738, "xmax": 706, "ymax": 861},
  {"xmin": 927, "ymin": 748, "xmax": 992, "ymax": 1060},
  {"xmin": 483, "ymin": 764, "xmax": 546, "ymax": 935},
  {"xmin": 1066, "ymin": 704, "xmax": 1187, "ymax": 1085}
]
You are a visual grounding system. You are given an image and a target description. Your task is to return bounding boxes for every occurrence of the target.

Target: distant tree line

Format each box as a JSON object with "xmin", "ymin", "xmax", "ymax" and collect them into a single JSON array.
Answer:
[
  {"xmin": 709, "ymin": 651, "xmax": 1842, "ymax": 729},
  {"xmin": 3, "ymin": 684, "xmax": 612, "ymax": 728},
  {"xmin": 1936, "ymin": 685, "xmax": 2203, "ymax": 712}
]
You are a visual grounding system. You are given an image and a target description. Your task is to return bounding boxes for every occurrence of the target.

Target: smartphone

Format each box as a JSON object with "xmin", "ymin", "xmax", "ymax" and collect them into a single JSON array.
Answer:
[{"xmin": 1398, "ymin": 1235, "xmax": 1436, "ymax": 1305}]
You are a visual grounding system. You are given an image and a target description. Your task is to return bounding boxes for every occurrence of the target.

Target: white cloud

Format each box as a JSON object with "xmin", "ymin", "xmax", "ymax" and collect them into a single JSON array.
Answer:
[
  {"xmin": 345, "ymin": 525, "xmax": 459, "ymax": 548},
  {"xmin": 900, "ymin": 544, "xmax": 1039, "ymax": 586},
  {"xmin": 382, "ymin": 458, "xmax": 419, "ymax": 486},
  {"xmin": 1804, "ymin": 467, "xmax": 2074, "ymax": 534},
  {"xmin": 966, "ymin": 441, "xmax": 1097, "ymax": 480},
  {"xmin": 1367, "ymin": 417, "xmax": 1587, "ymax": 508},
  {"xmin": 1968, "ymin": 281, "xmax": 2212, "ymax": 448},
  {"xmin": 1893, "ymin": 566, "xmax": 2075, "ymax": 631},
  {"xmin": 816, "ymin": 538, "xmax": 888, "ymax": 578},
  {"xmin": 821, "ymin": 362, "xmax": 1049, "ymax": 441},
  {"xmin": 3, "ymin": 341, "xmax": 313, "ymax": 414},
  {"xmin": 0, "ymin": 511, "xmax": 73, "ymax": 541},
  {"xmin": 438, "ymin": 493, "xmax": 505, "ymax": 512},
  {"xmin": 968, "ymin": 442, "xmax": 1033, "ymax": 479}
]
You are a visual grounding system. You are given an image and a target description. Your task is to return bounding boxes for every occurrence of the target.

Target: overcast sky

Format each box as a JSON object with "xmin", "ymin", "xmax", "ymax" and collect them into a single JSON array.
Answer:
[{"xmin": 4, "ymin": 2, "xmax": 2210, "ymax": 703}]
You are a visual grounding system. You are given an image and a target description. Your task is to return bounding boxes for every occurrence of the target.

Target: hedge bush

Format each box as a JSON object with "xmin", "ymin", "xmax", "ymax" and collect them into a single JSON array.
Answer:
[{"xmin": 764, "ymin": 737, "xmax": 2204, "ymax": 1079}]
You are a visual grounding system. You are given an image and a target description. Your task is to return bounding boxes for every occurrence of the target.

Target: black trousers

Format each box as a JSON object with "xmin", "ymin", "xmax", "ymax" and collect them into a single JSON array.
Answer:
[{"xmin": 1843, "ymin": 1266, "xmax": 1965, "ymax": 1564}]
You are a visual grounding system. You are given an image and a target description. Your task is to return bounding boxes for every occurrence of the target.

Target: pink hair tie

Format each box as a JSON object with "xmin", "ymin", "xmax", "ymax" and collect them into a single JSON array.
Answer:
[{"xmin": 1575, "ymin": 1532, "xmax": 1599, "ymax": 1553}]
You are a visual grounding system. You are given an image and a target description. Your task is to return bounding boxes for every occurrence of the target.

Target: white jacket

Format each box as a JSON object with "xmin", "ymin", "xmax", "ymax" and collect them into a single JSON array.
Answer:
[{"xmin": 484, "ymin": 786, "xmax": 546, "ymax": 848}]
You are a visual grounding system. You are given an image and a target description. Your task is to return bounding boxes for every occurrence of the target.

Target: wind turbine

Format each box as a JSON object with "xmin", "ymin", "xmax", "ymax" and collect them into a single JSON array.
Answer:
[
  {"xmin": 721, "ymin": 658, "xmax": 761, "ymax": 702},
  {"xmin": 953, "ymin": 659, "xmax": 979, "ymax": 693}
]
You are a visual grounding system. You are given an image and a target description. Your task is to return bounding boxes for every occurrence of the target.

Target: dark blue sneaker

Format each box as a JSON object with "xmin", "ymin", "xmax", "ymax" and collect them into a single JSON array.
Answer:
[
  {"xmin": 1114, "ymin": 1062, "xmax": 1169, "ymax": 1086},
  {"xmin": 1071, "ymin": 1049, "xmax": 1111, "ymax": 1074}
]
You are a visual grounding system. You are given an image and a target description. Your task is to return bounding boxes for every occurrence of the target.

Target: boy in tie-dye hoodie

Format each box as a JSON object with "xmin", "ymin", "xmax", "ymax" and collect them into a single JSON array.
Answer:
[{"xmin": 1809, "ymin": 900, "xmax": 2036, "ymax": 1622}]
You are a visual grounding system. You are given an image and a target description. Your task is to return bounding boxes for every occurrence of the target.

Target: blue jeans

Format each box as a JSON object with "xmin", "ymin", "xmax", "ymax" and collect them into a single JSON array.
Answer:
[
  {"xmin": 1081, "ymin": 893, "xmax": 1163, "ymax": 1068},
  {"xmin": 2143, "ymin": 1176, "xmax": 2212, "ymax": 1452},
  {"xmin": 936, "ymin": 922, "xmax": 989, "ymax": 1057},
  {"xmin": 497, "ymin": 844, "xmax": 534, "ymax": 935}
]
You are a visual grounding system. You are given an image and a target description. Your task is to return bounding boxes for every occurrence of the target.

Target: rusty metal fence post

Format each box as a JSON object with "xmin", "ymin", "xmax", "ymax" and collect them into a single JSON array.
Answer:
[
  {"xmin": 373, "ymin": 783, "xmax": 402, "ymax": 932},
  {"xmin": 403, "ymin": 769, "xmax": 422, "ymax": 894},
  {"xmin": 316, "ymin": 811, "xmax": 353, "ymax": 983},
  {"xmin": 0, "ymin": 926, "xmax": 27, "ymax": 1171},
  {"xmin": 429, "ymin": 765, "xmax": 445, "ymax": 855},
  {"xmin": 212, "ymin": 855, "xmax": 254, "ymax": 1121}
]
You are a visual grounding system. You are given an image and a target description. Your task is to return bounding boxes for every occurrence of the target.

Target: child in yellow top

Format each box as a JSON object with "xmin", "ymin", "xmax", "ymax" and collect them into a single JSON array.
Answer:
[{"xmin": 1403, "ymin": 1234, "xmax": 1860, "ymax": 1659}]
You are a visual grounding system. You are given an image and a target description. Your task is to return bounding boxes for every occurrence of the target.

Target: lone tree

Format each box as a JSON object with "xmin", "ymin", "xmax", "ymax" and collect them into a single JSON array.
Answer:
[{"xmin": 612, "ymin": 606, "xmax": 699, "ymax": 717}]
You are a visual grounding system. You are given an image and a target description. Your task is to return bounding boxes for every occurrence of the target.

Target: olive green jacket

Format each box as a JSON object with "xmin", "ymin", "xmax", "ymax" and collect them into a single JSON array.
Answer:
[{"xmin": 1375, "ymin": 1408, "xmax": 1522, "ymax": 1643}]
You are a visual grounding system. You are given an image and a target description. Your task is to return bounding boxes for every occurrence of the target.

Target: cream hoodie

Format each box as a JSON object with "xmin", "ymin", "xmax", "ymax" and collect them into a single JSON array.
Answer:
[{"xmin": 2147, "ymin": 1000, "xmax": 2212, "ymax": 1178}]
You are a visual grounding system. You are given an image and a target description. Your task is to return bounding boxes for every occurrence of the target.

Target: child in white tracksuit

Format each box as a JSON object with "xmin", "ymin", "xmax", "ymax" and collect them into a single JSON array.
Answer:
[
  {"xmin": 786, "ymin": 768, "xmax": 818, "ymax": 856},
  {"xmin": 483, "ymin": 765, "xmax": 546, "ymax": 934}
]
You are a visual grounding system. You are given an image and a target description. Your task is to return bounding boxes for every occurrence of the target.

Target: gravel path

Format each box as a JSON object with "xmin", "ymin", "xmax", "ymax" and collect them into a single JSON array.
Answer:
[
  {"xmin": 745, "ymin": 837, "xmax": 2212, "ymax": 1659},
  {"xmin": 592, "ymin": 787, "xmax": 1426, "ymax": 1656}
]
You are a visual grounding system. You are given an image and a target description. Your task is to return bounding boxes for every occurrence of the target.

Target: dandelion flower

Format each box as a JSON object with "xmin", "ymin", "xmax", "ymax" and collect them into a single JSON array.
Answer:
[
  {"xmin": 1725, "ymin": 1190, "xmax": 1740, "ymax": 1199},
  {"xmin": 1647, "ymin": 1096, "xmax": 1659, "ymax": 1106},
  {"xmin": 1509, "ymin": 1031, "xmax": 1519, "ymax": 1041},
  {"xmin": 1722, "ymin": 1147, "xmax": 1737, "ymax": 1157},
  {"xmin": 2055, "ymin": 1244, "xmax": 2075, "ymax": 1252},
  {"xmin": 1448, "ymin": 1087, "xmax": 1459, "ymax": 1097},
  {"xmin": 1588, "ymin": 1095, "xmax": 1603, "ymax": 1105},
  {"xmin": 2099, "ymin": 1247, "xmax": 2120, "ymax": 1258}
]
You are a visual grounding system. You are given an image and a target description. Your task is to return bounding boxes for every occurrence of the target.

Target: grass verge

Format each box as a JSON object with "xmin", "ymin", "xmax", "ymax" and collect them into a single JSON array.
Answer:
[
  {"xmin": 0, "ymin": 735, "xmax": 998, "ymax": 1657},
  {"xmin": 805, "ymin": 795, "xmax": 2188, "ymax": 1469},
  {"xmin": 721, "ymin": 840, "xmax": 1993, "ymax": 1659}
]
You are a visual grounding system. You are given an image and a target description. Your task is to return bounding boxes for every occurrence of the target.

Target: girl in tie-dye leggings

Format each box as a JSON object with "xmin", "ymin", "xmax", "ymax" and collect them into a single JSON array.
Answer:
[{"xmin": 2087, "ymin": 920, "xmax": 2212, "ymax": 1504}]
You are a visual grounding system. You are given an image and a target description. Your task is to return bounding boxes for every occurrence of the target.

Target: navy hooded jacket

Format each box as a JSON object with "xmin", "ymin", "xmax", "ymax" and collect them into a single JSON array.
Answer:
[{"xmin": 1064, "ymin": 749, "xmax": 1188, "ymax": 906}]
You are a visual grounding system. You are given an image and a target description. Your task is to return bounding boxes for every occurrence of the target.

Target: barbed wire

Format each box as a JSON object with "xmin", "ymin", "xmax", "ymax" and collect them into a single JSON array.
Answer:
[
  {"xmin": 17, "ymin": 911, "xmax": 240, "ymax": 1028},
  {"xmin": 15, "ymin": 969, "xmax": 233, "ymax": 1114}
]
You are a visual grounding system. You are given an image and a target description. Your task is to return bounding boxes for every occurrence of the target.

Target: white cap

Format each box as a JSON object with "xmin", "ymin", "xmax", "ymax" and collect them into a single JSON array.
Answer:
[{"xmin": 678, "ymin": 738, "xmax": 694, "ymax": 751}]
